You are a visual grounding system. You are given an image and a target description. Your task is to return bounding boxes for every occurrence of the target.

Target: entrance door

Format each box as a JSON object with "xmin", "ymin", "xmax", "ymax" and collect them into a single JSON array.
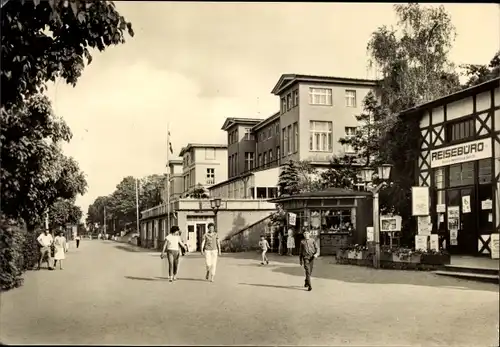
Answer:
[
  {"xmin": 447, "ymin": 187, "xmax": 476, "ymax": 255},
  {"xmin": 187, "ymin": 225, "xmax": 196, "ymax": 252},
  {"xmin": 196, "ymin": 224, "xmax": 206, "ymax": 252}
]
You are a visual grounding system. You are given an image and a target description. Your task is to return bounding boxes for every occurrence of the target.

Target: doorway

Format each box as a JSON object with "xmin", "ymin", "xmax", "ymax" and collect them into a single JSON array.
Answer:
[
  {"xmin": 186, "ymin": 222, "xmax": 208, "ymax": 252},
  {"xmin": 447, "ymin": 187, "xmax": 476, "ymax": 255},
  {"xmin": 196, "ymin": 224, "xmax": 206, "ymax": 252}
]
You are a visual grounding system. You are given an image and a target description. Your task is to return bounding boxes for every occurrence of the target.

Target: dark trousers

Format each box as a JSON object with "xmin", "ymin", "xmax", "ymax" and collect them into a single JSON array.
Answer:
[
  {"xmin": 167, "ymin": 250, "xmax": 180, "ymax": 277},
  {"xmin": 76, "ymin": 240, "xmax": 80, "ymax": 248},
  {"xmin": 303, "ymin": 257, "xmax": 315, "ymax": 285}
]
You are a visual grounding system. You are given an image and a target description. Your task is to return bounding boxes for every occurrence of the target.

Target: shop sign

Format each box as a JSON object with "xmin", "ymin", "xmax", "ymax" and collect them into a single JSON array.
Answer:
[
  {"xmin": 288, "ymin": 212, "xmax": 296, "ymax": 226},
  {"xmin": 430, "ymin": 138, "xmax": 492, "ymax": 168},
  {"xmin": 429, "ymin": 234, "xmax": 439, "ymax": 251},
  {"xmin": 491, "ymin": 234, "xmax": 499, "ymax": 259},
  {"xmin": 366, "ymin": 227, "xmax": 374, "ymax": 242}
]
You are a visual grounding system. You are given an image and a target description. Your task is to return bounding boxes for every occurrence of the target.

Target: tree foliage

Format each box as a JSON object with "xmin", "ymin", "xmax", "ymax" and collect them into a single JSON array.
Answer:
[
  {"xmin": 461, "ymin": 51, "xmax": 500, "ymax": 88},
  {"xmin": 277, "ymin": 160, "xmax": 301, "ymax": 197},
  {"xmin": 48, "ymin": 198, "xmax": 83, "ymax": 229},
  {"xmin": 187, "ymin": 183, "xmax": 209, "ymax": 199},
  {"xmin": 319, "ymin": 155, "xmax": 360, "ymax": 190},
  {"xmin": 1, "ymin": 0, "xmax": 134, "ymax": 108}
]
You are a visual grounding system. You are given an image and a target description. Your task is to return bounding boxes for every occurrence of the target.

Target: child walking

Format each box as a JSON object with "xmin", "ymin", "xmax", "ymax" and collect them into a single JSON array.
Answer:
[
  {"xmin": 299, "ymin": 229, "xmax": 319, "ymax": 291},
  {"xmin": 258, "ymin": 235, "xmax": 270, "ymax": 265},
  {"xmin": 160, "ymin": 226, "xmax": 187, "ymax": 282}
]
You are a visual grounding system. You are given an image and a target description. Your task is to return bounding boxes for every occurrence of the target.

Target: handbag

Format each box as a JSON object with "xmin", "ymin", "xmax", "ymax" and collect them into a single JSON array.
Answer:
[{"xmin": 50, "ymin": 244, "xmax": 55, "ymax": 257}]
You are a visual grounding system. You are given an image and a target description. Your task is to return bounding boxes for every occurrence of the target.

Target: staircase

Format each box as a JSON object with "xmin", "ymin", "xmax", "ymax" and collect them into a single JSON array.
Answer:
[{"xmin": 434, "ymin": 265, "xmax": 499, "ymax": 284}]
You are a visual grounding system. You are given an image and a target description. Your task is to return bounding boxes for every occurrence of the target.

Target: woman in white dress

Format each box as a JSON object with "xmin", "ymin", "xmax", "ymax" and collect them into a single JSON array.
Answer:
[
  {"xmin": 53, "ymin": 231, "xmax": 68, "ymax": 270},
  {"xmin": 287, "ymin": 228, "xmax": 295, "ymax": 256}
]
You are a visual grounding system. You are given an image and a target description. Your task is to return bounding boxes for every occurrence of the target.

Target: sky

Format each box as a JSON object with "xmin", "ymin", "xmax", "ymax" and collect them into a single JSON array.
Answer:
[{"xmin": 45, "ymin": 2, "xmax": 500, "ymax": 219}]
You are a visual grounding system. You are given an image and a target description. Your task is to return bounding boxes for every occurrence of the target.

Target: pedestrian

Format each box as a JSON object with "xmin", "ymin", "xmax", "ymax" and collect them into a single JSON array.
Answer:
[
  {"xmin": 287, "ymin": 227, "xmax": 295, "ymax": 256},
  {"xmin": 278, "ymin": 231, "xmax": 283, "ymax": 255},
  {"xmin": 75, "ymin": 235, "xmax": 81, "ymax": 248},
  {"xmin": 259, "ymin": 235, "xmax": 270, "ymax": 265},
  {"xmin": 201, "ymin": 223, "xmax": 221, "ymax": 282},
  {"xmin": 160, "ymin": 226, "xmax": 187, "ymax": 282},
  {"xmin": 299, "ymin": 229, "xmax": 319, "ymax": 291},
  {"xmin": 37, "ymin": 229, "xmax": 54, "ymax": 270},
  {"xmin": 53, "ymin": 231, "xmax": 68, "ymax": 270}
]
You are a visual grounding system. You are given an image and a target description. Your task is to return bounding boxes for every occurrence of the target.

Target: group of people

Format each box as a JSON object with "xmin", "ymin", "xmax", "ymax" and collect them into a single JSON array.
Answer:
[
  {"xmin": 160, "ymin": 222, "xmax": 221, "ymax": 283},
  {"xmin": 277, "ymin": 228, "xmax": 297, "ymax": 256},
  {"xmin": 36, "ymin": 229, "xmax": 79, "ymax": 270},
  {"xmin": 160, "ymin": 223, "xmax": 319, "ymax": 292}
]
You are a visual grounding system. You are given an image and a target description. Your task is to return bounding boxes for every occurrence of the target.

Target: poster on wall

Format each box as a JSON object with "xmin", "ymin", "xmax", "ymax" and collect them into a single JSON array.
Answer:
[
  {"xmin": 288, "ymin": 213, "xmax": 296, "ymax": 226},
  {"xmin": 415, "ymin": 235, "xmax": 429, "ymax": 251},
  {"xmin": 447, "ymin": 206, "xmax": 460, "ymax": 230},
  {"xmin": 436, "ymin": 204, "xmax": 446, "ymax": 213},
  {"xmin": 366, "ymin": 227, "xmax": 374, "ymax": 242},
  {"xmin": 380, "ymin": 215, "xmax": 402, "ymax": 232},
  {"xmin": 462, "ymin": 196, "xmax": 471, "ymax": 213},
  {"xmin": 417, "ymin": 216, "xmax": 431, "ymax": 236},
  {"xmin": 481, "ymin": 199, "xmax": 493, "ymax": 210},
  {"xmin": 412, "ymin": 187, "xmax": 430, "ymax": 216},
  {"xmin": 450, "ymin": 229, "xmax": 458, "ymax": 246},
  {"xmin": 491, "ymin": 234, "xmax": 499, "ymax": 259},
  {"xmin": 429, "ymin": 234, "xmax": 439, "ymax": 251}
]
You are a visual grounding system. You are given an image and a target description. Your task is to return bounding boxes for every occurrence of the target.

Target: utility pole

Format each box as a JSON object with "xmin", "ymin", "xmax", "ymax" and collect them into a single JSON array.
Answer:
[
  {"xmin": 103, "ymin": 205, "xmax": 107, "ymax": 237},
  {"xmin": 166, "ymin": 122, "xmax": 171, "ymax": 245},
  {"xmin": 135, "ymin": 178, "xmax": 140, "ymax": 236}
]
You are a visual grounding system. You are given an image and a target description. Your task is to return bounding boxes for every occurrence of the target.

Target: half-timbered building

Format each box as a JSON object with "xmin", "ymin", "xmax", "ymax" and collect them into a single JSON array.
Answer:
[{"xmin": 400, "ymin": 78, "xmax": 500, "ymax": 257}]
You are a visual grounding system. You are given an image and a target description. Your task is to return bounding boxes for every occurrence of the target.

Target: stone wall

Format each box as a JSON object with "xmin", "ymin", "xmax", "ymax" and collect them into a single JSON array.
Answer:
[{"xmin": 221, "ymin": 215, "xmax": 273, "ymax": 252}]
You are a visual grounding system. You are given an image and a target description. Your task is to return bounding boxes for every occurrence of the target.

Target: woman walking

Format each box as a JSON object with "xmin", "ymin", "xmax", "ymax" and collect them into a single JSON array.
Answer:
[
  {"xmin": 161, "ymin": 226, "xmax": 187, "ymax": 282},
  {"xmin": 53, "ymin": 231, "xmax": 68, "ymax": 270},
  {"xmin": 201, "ymin": 223, "xmax": 221, "ymax": 282},
  {"xmin": 287, "ymin": 227, "xmax": 295, "ymax": 256}
]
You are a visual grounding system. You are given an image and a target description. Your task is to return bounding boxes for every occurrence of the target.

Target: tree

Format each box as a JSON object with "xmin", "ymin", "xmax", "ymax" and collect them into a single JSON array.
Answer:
[
  {"xmin": 461, "ymin": 51, "xmax": 500, "ymax": 88},
  {"xmin": 319, "ymin": 155, "xmax": 360, "ymax": 190},
  {"xmin": 277, "ymin": 160, "xmax": 301, "ymax": 197},
  {"xmin": 141, "ymin": 174, "xmax": 167, "ymax": 209},
  {"xmin": 188, "ymin": 184, "xmax": 209, "ymax": 199},
  {"xmin": 48, "ymin": 198, "xmax": 83, "ymax": 229},
  {"xmin": 1, "ymin": 0, "xmax": 134, "ymax": 108},
  {"xmin": 86, "ymin": 196, "xmax": 109, "ymax": 230}
]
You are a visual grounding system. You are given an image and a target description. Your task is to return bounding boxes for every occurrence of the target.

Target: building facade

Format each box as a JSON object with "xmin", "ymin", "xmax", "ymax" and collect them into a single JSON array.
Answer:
[
  {"xmin": 178, "ymin": 144, "xmax": 228, "ymax": 196},
  {"xmin": 212, "ymin": 74, "xmax": 378, "ymax": 199},
  {"xmin": 402, "ymin": 78, "xmax": 500, "ymax": 257}
]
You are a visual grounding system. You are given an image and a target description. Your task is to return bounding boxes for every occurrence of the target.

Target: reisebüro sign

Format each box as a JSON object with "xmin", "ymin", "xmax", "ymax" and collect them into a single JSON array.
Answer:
[{"xmin": 430, "ymin": 138, "xmax": 492, "ymax": 168}]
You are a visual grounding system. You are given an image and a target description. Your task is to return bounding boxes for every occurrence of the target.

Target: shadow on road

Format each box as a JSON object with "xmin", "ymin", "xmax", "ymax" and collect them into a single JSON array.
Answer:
[
  {"xmin": 124, "ymin": 276, "xmax": 158, "ymax": 281},
  {"xmin": 124, "ymin": 276, "xmax": 207, "ymax": 282},
  {"xmin": 270, "ymin": 265, "xmax": 499, "ymax": 292},
  {"xmin": 114, "ymin": 245, "xmax": 154, "ymax": 253},
  {"xmin": 239, "ymin": 282, "xmax": 305, "ymax": 291}
]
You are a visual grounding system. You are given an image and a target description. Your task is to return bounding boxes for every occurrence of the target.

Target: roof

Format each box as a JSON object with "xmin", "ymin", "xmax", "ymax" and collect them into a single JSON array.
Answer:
[
  {"xmin": 399, "ymin": 77, "xmax": 500, "ymax": 118},
  {"xmin": 178, "ymin": 143, "xmax": 227, "ymax": 157},
  {"xmin": 269, "ymin": 187, "xmax": 371, "ymax": 203},
  {"xmin": 221, "ymin": 117, "xmax": 263, "ymax": 131},
  {"xmin": 271, "ymin": 73, "xmax": 379, "ymax": 95},
  {"xmin": 251, "ymin": 112, "xmax": 280, "ymax": 132},
  {"xmin": 208, "ymin": 172, "xmax": 253, "ymax": 190},
  {"xmin": 167, "ymin": 159, "xmax": 182, "ymax": 166}
]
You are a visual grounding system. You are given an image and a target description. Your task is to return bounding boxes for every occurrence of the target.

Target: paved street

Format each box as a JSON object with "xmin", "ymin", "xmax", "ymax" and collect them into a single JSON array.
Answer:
[{"xmin": 1, "ymin": 240, "xmax": 498, "ymax": 346}]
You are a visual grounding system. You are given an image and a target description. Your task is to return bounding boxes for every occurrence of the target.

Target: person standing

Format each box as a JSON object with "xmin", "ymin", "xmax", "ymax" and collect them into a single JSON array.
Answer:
[
  {"xmin": 53, "ymin": 231, "xmax": 68, "ymax": 270},
  {"xmin": 299, "ymin": 229, "xmax": 319, "ymax": 291},
  {"xmin": 75, "ymin": 235, "xmax": 81, "ymax": 248},
  {"xmin": 278, "ymin": 231, "xmax": 283, "ymax": 256},
  {"xmin": 259, "ymin": 235, "xmax": 270, "ymax": 265},
  {"xmin": 37, "ymin": 229, "xmax": 54, "ymax": 270},
  {"xmin": 160, "ymin": 226, "xmax": 187, "ymax": 282},
  {"xmin": 287, "ymin": 228, "xmax": 295, "ymax": 256},
  {"xmin": 201, "ymin": 223, "xmax": 221, "ymax": 282}
]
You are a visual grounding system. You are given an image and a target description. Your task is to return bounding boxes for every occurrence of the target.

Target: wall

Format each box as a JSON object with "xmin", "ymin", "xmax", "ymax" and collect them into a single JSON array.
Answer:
[
  {"xmin": 221, "ymin": 215, "xmax": 273, "ymax": 252},
  {"xmin": 255, "ymin": 119, "xmax": 281, "ymax": 170},
  {"xmin": 252, "ymin": 166, "xmax": 280, "ymax": 188},
  {"xmin": 236, "ymin": 125, "xmax": 257, "ymax": 176},
  {"xmin": 279, "ymin": 85, "xmax": 300, "ymax": 163},
  {"xmin": 297, "ymin": 83, "xmax": 374, "ymax": 162},
  {"xmin": 192, "ymin": 147, "xmax": 228, "ymax": 188}
]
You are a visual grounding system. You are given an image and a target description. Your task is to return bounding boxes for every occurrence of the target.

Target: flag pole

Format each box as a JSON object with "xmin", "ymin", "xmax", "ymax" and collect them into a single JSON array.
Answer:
[
  {"xmin": 135, "ymin": 178, "xmax": 140, "ymax": 236},
  {"xmin": 166, "ymin": 122, "xmax": 171, "ymax": 243}
]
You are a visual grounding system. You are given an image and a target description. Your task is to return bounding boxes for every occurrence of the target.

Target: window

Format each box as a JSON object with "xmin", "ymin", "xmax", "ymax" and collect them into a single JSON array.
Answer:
[
  {"xmin": 446, "ymin": 118, "xmax": 474, "ymax": 143},
  {"xmin": 449, "ymin": 162, "xmax": 475, "ymax": 187},
  {"xmin": 282, "ymin": 128, "xmax": 288, "ymax": 156},
  {"xmin": 267, "ymin": 187, "xmax": 279, "ymax": 198},
  {"xmin": 276, "ymin": 146, "xmax": 280, "ymax": 163},
  {"xmin": 256, "ymin": 187, "xmax": 267, "ymax": 199},
  {"xmin": 269, "ymin": 149, "xmax": 273, "ymax": 163},
  {"xmin": 293, "ymin": 90, "xmax": 299, "ymax": 106},
  {"xmin": 281, "ymin": 97, "xmax": 287, "ymax": 113},
  {"xmin": 293, "ymin": 122, "xmax": 298, "ymax": 152},
  {"xmin": 244, "ymin": 128, "xmax": 255, "ymax": 141},
  {"xmin": 309, "ymin": 88, "xmax": 332, "ymax": 105},
  {"xmin": 287, "ymin": 93, "xmax": 292, "ymax": 110},
  {"xmin": 264, "ymin": 152, "xmax": 268, "ymax": 166},
  {"xmin": 205, "ymin": 148, "xmax": 216, "ymax": 160},
  {"xmin": 268, "ymin": 127, "xmax": 272, "ymax": 140},
  {"xmin": 244, "ymin": 152, "xmax": 254, "ymax": 171},
  {"xmin": 345, "ymin": 90, "xmax": 357, "ymax": 107},
  {"xmin": 434, "ymin": 168, "xmax": 445, "ymax": 189},
  {"xmin": 258, "ymin": 154, "xmax": 263, "ymax": 167},
  {"xmin": 275, "ymin": 123, "xmax": 279, "ymax": 135},
  {"xmin": 344, "ymin": 127, "xmax": 357, "ymax": 153},
  {"xmin": 478, "ymin": 159, "xmax": 492, "ymax": 184},
  {"xmin": 287, "ymin": 125, "xmax": 292, "ymax": 154},
  {"xmin": 206, "ymin": 168, "xmax": 215, "ymax": 185},
  {"xmin": 309, "ymin": 121, "xmax": 333, "ymax": 152},
  {"xmin": 234, "ymin": 153, "xmax": 238, "ymax": 174},
  {"xmin": 228, "ymin": 156, "xmax": 232, "ymax": 177}
]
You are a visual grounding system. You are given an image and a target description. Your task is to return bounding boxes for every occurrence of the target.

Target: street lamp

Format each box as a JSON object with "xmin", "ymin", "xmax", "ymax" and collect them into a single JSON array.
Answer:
[
  {"xmin": 210, "ymin": 198, "xmax": 222, "ymax": 230},
  {"xmin": 361, "ymin": 164, "xmax": 393, "ymax": 269}
]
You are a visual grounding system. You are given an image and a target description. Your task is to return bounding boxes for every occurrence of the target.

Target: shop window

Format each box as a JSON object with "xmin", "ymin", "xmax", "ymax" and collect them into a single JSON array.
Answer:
[
  {"xmin": 320, "ymin": 210, "xmax": 353, "ymax": 233},
  {"xmin": 447, "ymin": 189, "xmax": 460, "ymax": 206},
  {"xmin": 449, "ymin": 162, "xmax": 475, "ymax": 187},
  {"xmin": 267, "ymin": 187, "xmax": 278, "ymax": 198},
  {"xmin": 478, "ymin": 159, "xmax": 492, "ymax": 184},
  {"xmin": 434, "ymin": 168, "xmax": 445, "ymax": 189},
  {"xmin": 445, "ymin": 118, "xmax": 474, "ymax": 143}
]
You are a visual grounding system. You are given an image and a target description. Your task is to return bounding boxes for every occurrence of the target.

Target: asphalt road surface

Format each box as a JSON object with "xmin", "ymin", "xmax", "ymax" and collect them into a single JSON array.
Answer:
[{"xmin": 1, "ymin": 240, "xmax": 498, "ymax": 346}]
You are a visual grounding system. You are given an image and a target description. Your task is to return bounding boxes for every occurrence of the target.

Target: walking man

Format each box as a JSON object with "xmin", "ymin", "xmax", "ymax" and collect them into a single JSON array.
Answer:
[
  {"xmin": 299, "ymin": 229, "xmax": 319, "ymax": 291},
  {"xmin": 37, "ymin": 229, "xmax": 54, "ymax": 270},
  {"xmin": 75, "ymin": 235, "xmax": 81, "ymax": 248},
  {"xmin": 201, "ymin": 223, "xmax": 221, "ymax": 282}
]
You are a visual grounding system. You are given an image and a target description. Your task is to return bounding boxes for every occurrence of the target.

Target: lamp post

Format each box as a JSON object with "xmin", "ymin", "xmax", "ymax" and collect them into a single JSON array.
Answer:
[
  {"xmin": 210, "ymin": 198, "xmax": 222, "ymax": 231},
  {"xmin": 361, "ymin": 164, "xmax": 392, "ymax": 269}
]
